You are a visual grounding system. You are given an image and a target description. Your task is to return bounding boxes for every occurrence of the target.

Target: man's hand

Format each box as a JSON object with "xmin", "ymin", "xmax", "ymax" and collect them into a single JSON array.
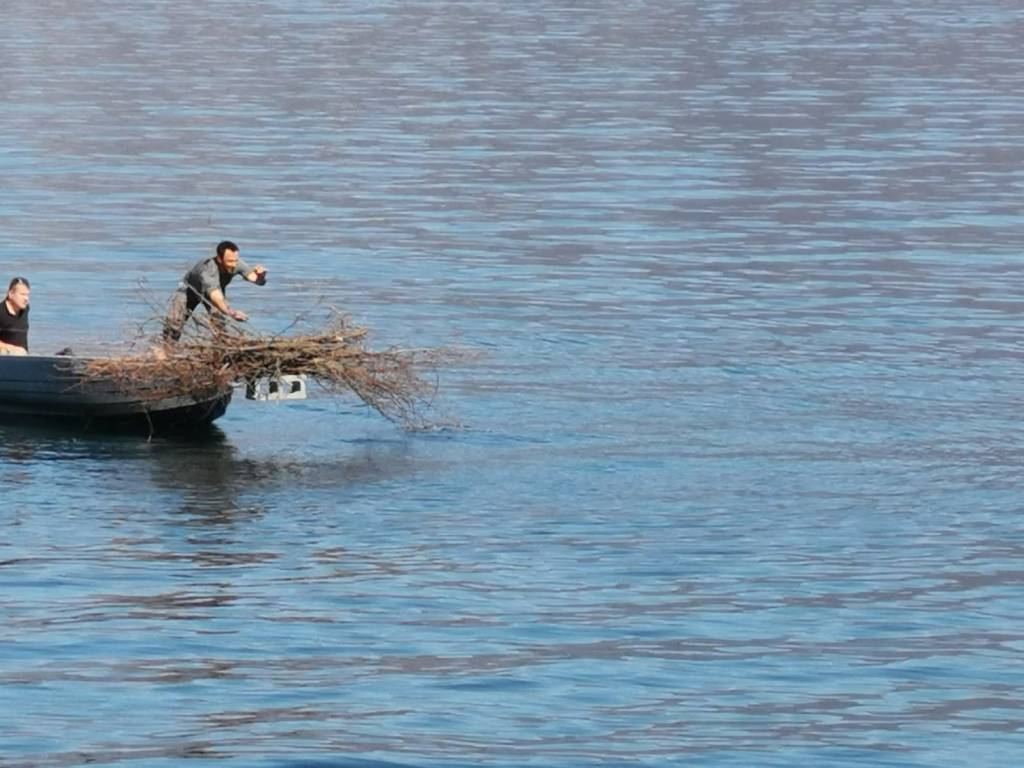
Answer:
[
  {"xmin": 252, "ymin": 266, "xmax": 267, "ymax": 285},
  {"xmin": 209, "ymin": 289, "xmax": 247, "ymax": 322}
]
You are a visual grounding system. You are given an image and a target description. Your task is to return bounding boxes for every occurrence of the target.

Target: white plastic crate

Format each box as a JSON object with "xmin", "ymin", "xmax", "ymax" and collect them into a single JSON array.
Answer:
[{"xmin": 245, "ymin": 374, "xmax": 308, "ymax": 401}]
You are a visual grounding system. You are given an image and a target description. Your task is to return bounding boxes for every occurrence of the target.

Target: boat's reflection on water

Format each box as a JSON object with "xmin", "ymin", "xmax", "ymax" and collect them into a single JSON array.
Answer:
[
  {"xmin": 0, "ymin": 417, "xmax": 231, "ymax": 465},
  {"xmin": 0, "ymin": 417, "xmax": 424, "ymax": 524}
]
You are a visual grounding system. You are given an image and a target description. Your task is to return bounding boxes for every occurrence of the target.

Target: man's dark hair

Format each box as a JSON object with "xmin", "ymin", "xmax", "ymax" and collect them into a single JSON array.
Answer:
[
  {"xmin": 8, "ymin": 277, "xmax": 29, "ymax": 291},
  {"xmin": 216, "ymin": 241, "xmax": 239, "ymax": 258}
]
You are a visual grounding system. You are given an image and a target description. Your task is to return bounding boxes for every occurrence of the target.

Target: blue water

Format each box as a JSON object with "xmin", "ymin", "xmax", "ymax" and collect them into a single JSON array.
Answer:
[{"xmin": 2, "ymin": 2, "xmax": 1024, "ymax": 766}]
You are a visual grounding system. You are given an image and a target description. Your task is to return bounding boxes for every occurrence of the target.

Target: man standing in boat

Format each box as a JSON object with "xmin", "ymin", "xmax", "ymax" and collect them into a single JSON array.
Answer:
[
  {"xmin": 0, "ymin": 277, "xmax": 30, "ymax": 355},
  {"xmin": 162, "ymin": 241, "xmax": 267, "ymax": 343}
]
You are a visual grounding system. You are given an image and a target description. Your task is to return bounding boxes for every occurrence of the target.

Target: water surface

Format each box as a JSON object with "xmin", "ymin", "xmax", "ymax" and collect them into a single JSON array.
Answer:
[{"xmin": 2, "ymin": 2, "xmax": 1024, "ymax": 766}]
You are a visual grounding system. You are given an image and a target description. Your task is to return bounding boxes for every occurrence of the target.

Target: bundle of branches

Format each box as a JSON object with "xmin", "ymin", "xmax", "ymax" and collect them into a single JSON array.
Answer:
[{"xmin": 82, "ymin": 313, "xmax": 460, "ymax": 428}]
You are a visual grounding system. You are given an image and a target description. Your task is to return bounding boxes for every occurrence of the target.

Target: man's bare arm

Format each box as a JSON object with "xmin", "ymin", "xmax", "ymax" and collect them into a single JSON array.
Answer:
[{"xmin": 208, "ymin": 289, "xmax": 248, "ymax": 322}]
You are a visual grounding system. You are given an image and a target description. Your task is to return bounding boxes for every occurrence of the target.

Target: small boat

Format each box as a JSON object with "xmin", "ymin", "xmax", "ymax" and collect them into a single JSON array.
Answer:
[{"xmin": 0, "ymin": 355, "xmax": 231, "ymax": 432}]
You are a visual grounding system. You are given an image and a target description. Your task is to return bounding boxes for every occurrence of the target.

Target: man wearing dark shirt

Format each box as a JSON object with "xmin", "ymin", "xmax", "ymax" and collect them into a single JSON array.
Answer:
[
  {"xmin": 0, "ymin": 277, "xmax": 30, "ymax": 355},
  {"xmin": 162, "ymin": 241, "xmax": 267, "ymax": 343}
]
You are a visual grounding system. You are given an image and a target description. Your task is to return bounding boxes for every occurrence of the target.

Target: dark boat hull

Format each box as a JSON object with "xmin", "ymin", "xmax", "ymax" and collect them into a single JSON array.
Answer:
[{"xmin": 0, "ymin": 355, "xmax": 232, "ymax": 432}]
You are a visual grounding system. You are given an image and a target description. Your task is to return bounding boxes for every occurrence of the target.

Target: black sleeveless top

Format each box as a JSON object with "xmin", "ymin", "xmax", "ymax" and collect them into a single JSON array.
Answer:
[{"xmin": 0, "ymin": 300, "xmax": 29, "ymax": 351}]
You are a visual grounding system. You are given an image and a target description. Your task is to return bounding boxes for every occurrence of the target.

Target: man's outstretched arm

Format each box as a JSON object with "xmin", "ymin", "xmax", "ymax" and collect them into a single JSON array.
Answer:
[{"xmin": 208, "ymin": 289, "xmax": 248, "ymax": 322}]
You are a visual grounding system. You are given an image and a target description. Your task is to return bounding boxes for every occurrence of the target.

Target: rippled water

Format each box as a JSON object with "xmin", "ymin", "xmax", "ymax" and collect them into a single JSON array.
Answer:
[{"xmin": 2, "ymin": 2, "xmax": 1024, "ymax": 766}]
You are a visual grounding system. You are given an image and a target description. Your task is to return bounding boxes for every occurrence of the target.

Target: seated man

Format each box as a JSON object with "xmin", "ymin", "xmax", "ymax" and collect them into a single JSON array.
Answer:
[
  {"xmin": 0, "ymin": 277, "xmax": 30, "ymax": 355},
  {"xmin": 162, "ymin": 240, "xmax": 267, "ymax": 343}
]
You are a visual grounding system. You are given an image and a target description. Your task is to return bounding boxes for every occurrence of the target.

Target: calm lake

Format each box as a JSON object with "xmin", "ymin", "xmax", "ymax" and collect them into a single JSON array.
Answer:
[{"xmin": 2, "ymin": 2, "xmax": 1023, "ymax": 766}]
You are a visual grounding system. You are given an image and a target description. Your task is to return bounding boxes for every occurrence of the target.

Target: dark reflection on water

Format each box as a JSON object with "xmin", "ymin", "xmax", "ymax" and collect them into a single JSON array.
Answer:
[{"xmin": 0, "ymin": 419, "xmax": 229, "ymax": 459}]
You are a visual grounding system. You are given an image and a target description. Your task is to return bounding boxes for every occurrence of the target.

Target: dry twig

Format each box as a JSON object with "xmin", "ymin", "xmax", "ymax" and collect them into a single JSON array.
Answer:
[{"xmin": 82, "ymin": 311, "xmax": 466, "ymax": 429}]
